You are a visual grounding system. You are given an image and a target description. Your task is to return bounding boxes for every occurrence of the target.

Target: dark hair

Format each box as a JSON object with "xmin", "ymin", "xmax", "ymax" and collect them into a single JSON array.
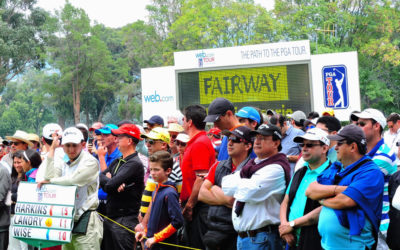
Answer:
[
  {"xmin": 294, "ymin": 119, "xmax": 305, "ymax": 128},
  {"xmin": 316, "ymin": 116, "xmax": 341, "ymax": 132},
  {"xmin": 370, "ymin": 119, "xmax": 384, "ymax": 135},
  {"xmin": 22, "ymin": 149, "xmax": 42, "ymax": 169},
  {"xmin": 387, "ymin": 113, "xmax": 400, "ymax": 123},
  {"xmin": 12, "ymin": 150, "xmax": 25, "ymax": 181},
  {"xmin": 184, "ymin": 105, "xmax": 207, "ymax": 130},
  {"xmin": 254, "ymin": 107, "xmax": 264, "ymax": 130},
  {"xmin": 308, "ymin": 111, "xmax": 319, "ymax": 119},
  {"xmin": 76, "ymin": 127, "xmax": 89, "ymax": 142},
  {"xmin": 149, "ymin": 151, "xmax": 173, "ymax": 171},
  {"xmin": 43, "ymin": 137, "xmax": 53, "ymax": 146},
  {"xmin": 345, "ymin": 139, "xmax": 367, "ymax": 155},
  {"xmin": 269, "ymin": 114, "xmax": 286, "ymax": 128}
]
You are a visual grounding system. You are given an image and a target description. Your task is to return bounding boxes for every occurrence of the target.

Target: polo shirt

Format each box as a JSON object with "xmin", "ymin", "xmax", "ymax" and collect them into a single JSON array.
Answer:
[
  {"xmin": 367, "ymin": 138, "xmax": 397, "ymax": 235},
  {"xmin": 286, "ymin": 160, "xmax": 330, "ymax": 239},
  {"xmin": 180, "ymin": 131, "xmax": 215, "ymax": 202},
  {"xmin": 98, "ymin": 147, "xmax": 122, "ymax": 200},
  {"xmin": 327, "ymin": 147, "xmax": 337, "ymax": 163}
]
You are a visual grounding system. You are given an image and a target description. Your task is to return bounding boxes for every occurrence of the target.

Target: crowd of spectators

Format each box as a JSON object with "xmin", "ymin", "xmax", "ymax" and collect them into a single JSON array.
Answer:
[{"xmin": 0, "ymin": 97, "xmax": 400, "ymax": 250}]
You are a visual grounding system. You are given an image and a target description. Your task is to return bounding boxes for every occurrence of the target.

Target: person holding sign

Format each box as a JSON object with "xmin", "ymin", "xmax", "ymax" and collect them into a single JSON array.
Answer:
[{"xmin": 38, "ymin": 127, "xmax": 103, "ymax": 250}]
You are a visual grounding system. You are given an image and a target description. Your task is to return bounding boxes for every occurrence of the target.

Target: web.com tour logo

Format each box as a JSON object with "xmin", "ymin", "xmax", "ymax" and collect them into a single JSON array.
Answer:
[{"xmin": 144, "ymin": 91, "xmax": 174, "ymax": 103}]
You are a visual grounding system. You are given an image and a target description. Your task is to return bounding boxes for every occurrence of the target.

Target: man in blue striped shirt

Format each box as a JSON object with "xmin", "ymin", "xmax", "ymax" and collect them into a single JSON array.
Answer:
[{"xmin": 354, "ymin": 108, "xmax": 397, "ymax": 249}]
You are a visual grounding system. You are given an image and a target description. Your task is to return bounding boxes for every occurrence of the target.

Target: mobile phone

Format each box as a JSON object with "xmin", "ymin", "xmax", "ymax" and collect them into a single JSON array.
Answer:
[{"xmin": 88, "ymin": 138, "xmax": 94, "ymax": 144}]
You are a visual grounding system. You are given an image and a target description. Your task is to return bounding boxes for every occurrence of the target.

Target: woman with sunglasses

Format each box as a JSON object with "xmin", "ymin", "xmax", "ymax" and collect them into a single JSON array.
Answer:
[{"xmin": 20, "ymin": 149, "xmax": 42, "ymax": 182}]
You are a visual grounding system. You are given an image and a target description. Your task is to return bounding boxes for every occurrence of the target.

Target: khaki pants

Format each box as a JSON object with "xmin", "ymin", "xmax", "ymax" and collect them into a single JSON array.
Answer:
[{"xmin": 63, "ymin": 211, "xmax": 103, "ymax": 250}]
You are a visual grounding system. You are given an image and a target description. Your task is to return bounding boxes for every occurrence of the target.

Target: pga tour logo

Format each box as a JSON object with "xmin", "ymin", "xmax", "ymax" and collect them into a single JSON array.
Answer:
[
  {"xmin": 195, "ymin": 51, "xmax": 215, "ymax": 67},
  {"xmin": 322, "ymin": 65, "xmax": 349, "ymax": 109}
]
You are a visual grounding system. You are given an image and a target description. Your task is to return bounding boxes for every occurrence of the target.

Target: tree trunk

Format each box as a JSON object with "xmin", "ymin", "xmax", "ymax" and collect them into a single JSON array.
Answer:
[
  {"xmin": 98, "ymin": 102, "xmax": 107, "ymax": 122},
  {"xmin": 58, "ymin": 116, "xmax": 66, "ymax": 129}
]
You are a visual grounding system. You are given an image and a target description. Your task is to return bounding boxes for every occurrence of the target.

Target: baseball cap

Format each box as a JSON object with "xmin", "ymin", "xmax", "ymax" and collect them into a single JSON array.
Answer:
[
  {"xmin": 62, "ymin": 127, "xmax": 84, "ymax": 145},
  {"xmin": 208, "ymin": 127, "xmax": 221, "ymax": 136},
  {"xmin": 75, "ymin": 123, "xmax": 89, "ymax": 132},
  {"xmin": 141, "ymin": 127, "xmax": 170, "ymax": 143},
  {"xmin": 294, "ymin": 128, "xmax": 330, "ymax": 146},
  {"xmin": 43, "ymin": 123, "xmax": 63, "ymax": 140},
  {"xmin": 352, "ymin": 108, "xmax": 386, "ymax": 128},
  {"xmin": 287, "ymin": 110, "xmax": 307, "ymax": 123},
  {"xmin": 168, "ymin": 123, "xmax": 184, "ymax": 133},
  {"xmin": 95, "ymin": 124, "xmax": 118, "ymax": 135},
  {"xmin": 236, "ymin": 107, "xmax": 261, "ymax": 124},
  {"xmin": 111, "ymin": 124, "xmax": 142, "ymax": 140},
  {"xmin": 222, "ymin": 125, "xmax": 253, "ymax": 143},
  {"xmin": 89, "ymin": 122, "xmax": 104, "ymax": 132},
  {"xmin": 327, "ymin": 124, "xmax": 367, "ymax": 149},
  {"xmin": 176, "ymin": 133, "xmax": 190, "ymax": 143},
  {"xmin": 250, "ymin": 124, "xmax": 282, "ymax": 140},
  {"xmin": 144, "ymin": 115, "xmax": 164, "ymax": 127},
  {"xmin": 322, "ymin": 108, "xmax": 335, "ymax": 116},
  {"xmin": 204, "ymin": 98, "xmax": 234, "ymax": 123}
]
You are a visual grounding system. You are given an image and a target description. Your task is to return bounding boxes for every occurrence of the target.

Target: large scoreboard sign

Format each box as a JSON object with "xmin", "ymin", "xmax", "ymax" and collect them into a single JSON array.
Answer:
[{"xmin": 178, "ymin": 64, "xmax": 311, "ymax": 115}]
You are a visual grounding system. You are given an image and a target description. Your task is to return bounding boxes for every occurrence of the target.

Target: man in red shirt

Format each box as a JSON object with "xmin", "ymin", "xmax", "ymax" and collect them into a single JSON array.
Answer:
[{"xmin": 181, "ymin": 104, "xmax": 216, "ymax": 249}]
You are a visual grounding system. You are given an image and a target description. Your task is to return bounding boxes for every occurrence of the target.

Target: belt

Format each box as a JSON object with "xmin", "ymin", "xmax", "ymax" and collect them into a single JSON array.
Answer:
[{"xmin": 238, "ymin": 225, "xmax": 278, "ymax": 238}]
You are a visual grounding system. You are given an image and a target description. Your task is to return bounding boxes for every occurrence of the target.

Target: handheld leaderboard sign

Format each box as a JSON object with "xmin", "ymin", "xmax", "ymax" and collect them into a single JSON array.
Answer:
[{"xmin": 12, "ymin": 182, "xmax": 77, "ymax": 249}]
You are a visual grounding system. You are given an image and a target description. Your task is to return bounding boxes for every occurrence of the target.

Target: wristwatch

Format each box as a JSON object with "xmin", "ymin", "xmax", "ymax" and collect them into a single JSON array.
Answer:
[{"xmin": 289, "ymin": 220, "xmax": 295, "ymax": 228}]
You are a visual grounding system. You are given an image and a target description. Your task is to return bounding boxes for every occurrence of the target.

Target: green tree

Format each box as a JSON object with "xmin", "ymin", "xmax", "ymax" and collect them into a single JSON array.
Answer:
[{"xmin": 0, "ymin": 0, "xmax": 51, "ymax": 87}]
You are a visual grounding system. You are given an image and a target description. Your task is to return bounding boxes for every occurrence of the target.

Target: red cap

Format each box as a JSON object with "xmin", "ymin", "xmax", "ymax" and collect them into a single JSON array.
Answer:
[
  {"xmin": 89, "ymin": 122, "xmax": 104, "ymax": 132},
  {"xmin": 208, "ymin": 127, "xmax": 221, "ymax": 136},
  {"xmin": 111, "ymin": 124, "xmax": 142, "ymax": 140}
]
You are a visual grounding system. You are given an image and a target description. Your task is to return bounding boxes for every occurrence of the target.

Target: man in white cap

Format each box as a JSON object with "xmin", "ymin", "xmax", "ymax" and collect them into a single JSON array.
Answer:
[
  {"xmin": 279, "ymin": 128, "xmax": 330, "ymax": 249},
  {"xmin": 38, "ymin": 127, "xmax": 102, "ymax": 249},
  {"xmin": 1, "ymin": 130, "xmax": 33, "ymax": 173},
  {"xmin": 353, "ymin": 108, "xmax": 397, "ymax": 249},
  {"xmin": 35, "ymin": 123, "xmax": 64, "ymax": 182}
]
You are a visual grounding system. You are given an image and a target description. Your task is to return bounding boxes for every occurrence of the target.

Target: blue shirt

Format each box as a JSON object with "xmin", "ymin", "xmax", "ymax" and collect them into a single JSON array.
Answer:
[
  {"xmin": 98, "ymin": 148, "xmax": 122, "ymax": 200},
  {"xmin": 317, "ymin": 156, "xmax": 384, "ymax": 246},
  {"xmin": 282, "ymin": 125, "xmax": 304, "ymax": 171},
  {"xmin": 327, "ymin": 147, "xmax": 337, "ymax": 163},
  {"xmin": 319, "ymin": 206, "xmax": 375, "ymax": 250}
]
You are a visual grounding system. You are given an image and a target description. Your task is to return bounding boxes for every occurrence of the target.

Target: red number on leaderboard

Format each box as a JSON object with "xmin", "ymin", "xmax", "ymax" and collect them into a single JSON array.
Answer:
[{"xmin": 59, "ymin": 232, "xmax": 66, "ymax": 241}]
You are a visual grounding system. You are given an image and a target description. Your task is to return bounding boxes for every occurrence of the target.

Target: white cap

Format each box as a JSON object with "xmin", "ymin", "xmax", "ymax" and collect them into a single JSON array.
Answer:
[
  {"xmin": 287, "ymin": 110, "xmax": 307, "ymax": 123},
  {"xmin": 43, "ymin": 123, "xmax": 63, "ymax": 140},
  {"xmin": 62, "ymin": 127, "xmax": 84, "ymax": 145},
  {"xmin": 293, "ymin": 128, "xmax": 330, "ymax": 146},
  {"xmin": 353, "ymin": 108, "xmax": 386, "ymax": 129},
  {"xmin": 75, "ymin": 123, "xmax": 89, "ymax": 131},
  {"xmin": 176, "ymin": 133, "xmax": 190, "ymax": 143}
]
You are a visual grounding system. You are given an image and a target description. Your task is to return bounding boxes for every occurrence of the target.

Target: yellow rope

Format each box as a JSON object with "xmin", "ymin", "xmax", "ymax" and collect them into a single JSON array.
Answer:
[{"xmin": 97, "ymin": 212, "xmax": 202, "ymax": 250}]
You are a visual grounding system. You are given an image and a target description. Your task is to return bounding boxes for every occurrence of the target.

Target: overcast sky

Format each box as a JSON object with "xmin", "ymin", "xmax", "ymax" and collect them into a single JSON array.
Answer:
[{"xmin": 36, "ymin": 0, "xmax": 274, "ymax": 28}]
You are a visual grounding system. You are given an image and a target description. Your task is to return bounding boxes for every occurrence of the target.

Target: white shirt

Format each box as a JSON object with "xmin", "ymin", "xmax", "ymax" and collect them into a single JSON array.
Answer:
[
  {"xmin": 222, "ymin": 161, "xmax": 286, "ymax": 232},
  {"xmin": 384, "ymin": 129, "xmax": 400, "ymax": 165}
]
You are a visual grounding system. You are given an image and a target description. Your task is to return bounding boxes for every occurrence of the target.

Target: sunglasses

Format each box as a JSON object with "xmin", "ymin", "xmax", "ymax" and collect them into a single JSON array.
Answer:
[
  {"xmin": 170, "ymin": 134, "xmax": 178, "ymax": 140},
  {"xmin": 175, "ymin": 141, "xmax": 187, "ymax": 147},
  {"xmin": 10, "ymin": 141, "xmax": 22, "ymax": 146},
  {"xmin": 336, "ymin": 140, "xmax": 347, "ymax": 147},
  {"xmin": 299, "ymin": 143, "xmax": 322, "ymax": 148},
  {"xmin": 145, "ymin": 139, "xmax": 162, "ymax": 145},
  {"xmin": 357, "ymin": 121, "xmax": 367, "ymax": 127},
  {"xmin": 228, "ymin": 136, "xmax": 245, "ymax": 144}
]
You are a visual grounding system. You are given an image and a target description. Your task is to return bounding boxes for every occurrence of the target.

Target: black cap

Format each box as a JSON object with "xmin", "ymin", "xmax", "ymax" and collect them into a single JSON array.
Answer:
[
  {"xmin": 266, "ymin": 109, "xmax": 276, "ymax": 116},
  {"xmin": 222, "ymin": 125, "xmax": 252, "ymax": 143},
  {"xmin": 250, "ymin": 124, "xmax": 282, "ymax": 140},
  {"xmin": 204, "ymin": 98, "xmax": 234, "ymax": 123},
  {"xmin": 328, "ymin": 124, "xmax": 367, "ymax": 150},
  {"xmin": 144, "ymin": 115, "xmax": 164, "ymax": 127}
]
